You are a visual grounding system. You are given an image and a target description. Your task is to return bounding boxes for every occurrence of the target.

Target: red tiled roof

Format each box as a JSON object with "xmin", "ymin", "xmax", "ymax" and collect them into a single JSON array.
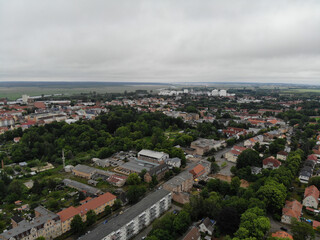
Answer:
[
  {"xmin": 183, "ymin": 227, "xmax": 201, "ymax": 240},
  {"xmin": 77, "ymin": 192, "xmax": 116, "ymax": 216},
  {"xmin": 58, "ymin": 192, "xmax": 116, "ymax": 222},
  {"xmin": 263, "ymin": 157, "xmax": 281, "ymax": 168},
  {"xmin": 313, "ymin": 220, "xmax": 320, "ymax": 229},
  {"xmin": 282, "ymin": 200, "xmax": 302, "ymax": 220},
  {"xmin": 307, "ymin": 154, "xmax": 318, "ymax": 161},
  {"xmin": 57, "ymin": 206, "xmax": 80, "ymax": 222},
  {"xmin": 277, "ymin": 151, "xmax": 288, "ymax": 156},
  {"xmin": 272, "ymin": 231, "xmax": 293, "ymax": 239},
  {"xmin": 189, "ymin": 164, "xmax": 205, "ymax": 177},
  {"xmin": 304, "ymin": 185, "xmax": 319, "ymax": 204},
  {"xmin": 34, "ymin": 101, "xmax": 46, "ymax": 109},
  {"xmin": 233, "ymin": 146, "xmax": 247, "ymax": 152}
]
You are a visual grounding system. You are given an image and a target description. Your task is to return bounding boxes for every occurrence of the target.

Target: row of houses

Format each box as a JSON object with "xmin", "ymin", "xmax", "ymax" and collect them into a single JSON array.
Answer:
[
  {"xmin": 0, "ymin": 192, "xmax": 117, "ymax": 240},
  {"xmin": 281, "ymin": 185, "xmax": 320, "ymax": 225}
]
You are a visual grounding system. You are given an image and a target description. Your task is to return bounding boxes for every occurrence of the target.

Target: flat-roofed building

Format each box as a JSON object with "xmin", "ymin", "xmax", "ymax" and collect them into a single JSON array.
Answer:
[
  {"xmin": 79, "ymin": 190, "xmax": 171, "ymax": 240},
  {"xmin": 63, "ymin": 179, "xmax": 102, "ymax": 196},
  {"xmin": 138, "ymin": 149, "xmax": 169, "ymax": 163}
]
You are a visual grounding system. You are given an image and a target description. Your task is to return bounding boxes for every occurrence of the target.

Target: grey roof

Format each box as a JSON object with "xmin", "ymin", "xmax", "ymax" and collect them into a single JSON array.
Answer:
[
  {"xmin": 73, "ymin": 164, "xmax": 96, "ymax": 174},
  {"xmin": 164, "ymin": 171, "xmax": 193, "ymax": 188},
  {"xmin": 63, "ymin": 179, "xmax": 101, "ymax": 195},
  {"xmin": 79, "ymin": 189, "xmax": 170, "ymax": 240},
  {"xmin": 148, "ymin": 163, "xmax": 169, "ymax": 176},
  {"xmin": 138, "ymin": 149, "xmax": 168, "ymax": 159},
  {"xmin": 0, "ymin": 206, "xmax": 59, "ymax": 239},
  {"xmin": 120, "ymin": 159, "xmax": 159, "ymax": 173}
]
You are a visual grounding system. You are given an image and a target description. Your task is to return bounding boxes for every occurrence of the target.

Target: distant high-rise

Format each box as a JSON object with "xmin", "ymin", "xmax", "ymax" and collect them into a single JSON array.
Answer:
[
  {"xmin": 211, "ymin": 89, "xmax": 219, "ymax": 96},
  {"xmin": 219, "ymin": 90, "xmax": 227, "ymax": 97}
]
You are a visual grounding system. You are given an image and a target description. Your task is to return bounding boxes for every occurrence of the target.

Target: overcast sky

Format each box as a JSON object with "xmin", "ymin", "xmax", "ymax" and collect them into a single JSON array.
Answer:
[{"xmin": 1, "ymin": 0, "xmax": 320, "ymax": 84}]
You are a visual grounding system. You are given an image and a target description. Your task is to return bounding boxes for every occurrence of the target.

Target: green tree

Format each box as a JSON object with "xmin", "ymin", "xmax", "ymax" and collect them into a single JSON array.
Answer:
[
  {"xmin": 173, "ymin": 210, "xmax": 191, "ymax": 234},
  {"xmin": 86, "ymin": 210, "xmax": 97, "ymax": 226},
  {"xmin": 127, "ymin": 185, "xmax": 146, "ymax": 203},
  {"xmin": 104, "ymin": 205, "xmax": 112, "ymax": 216},
  {"xmin": 236, "ymin": 149, "xmax": 261, "ymax": 169},
  {"xmin": 290, "ymin": 219, "xmax": 315, "ymax": 240},
  {"xmin": 256, "ymin": 180, "xmax": 286, "ymax": 213},
  {"xmin": 70, "ymin": 215, "xmax": 86, "ymax": 235},
  {"xmin": 127, "ymin": 173, "xmax": 141, "ymax": 185},
  {"xmin": 231, "ymin": 176, "xmax": 241, "ymax": 194},
  {"xmin": 112, "ymin": 199, "xmax": 122, "ymax": 211}
]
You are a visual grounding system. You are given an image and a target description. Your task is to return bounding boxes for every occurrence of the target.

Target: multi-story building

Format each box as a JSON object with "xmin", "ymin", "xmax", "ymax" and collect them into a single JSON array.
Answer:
[
  {"xmin": 0, "ymin": 206, "xmax": 61, "ymax": 240},
  {"xmin": 144, "ymin": 163, "xmax": 169, "ymax": 183},
  {"xmin": 58, "ymin": 192, "xmax": 116, "ymax": 233},
  {"xmin": 79, "ymin": 189, "xmax": 172, "ymax": 240},
  {"xmin": 190, "ymin": 139, "xmax": 225, "ymax": 156},
  {"xmin": 303, "ymin": 185, "xmax": 319, "ymax": 209}
]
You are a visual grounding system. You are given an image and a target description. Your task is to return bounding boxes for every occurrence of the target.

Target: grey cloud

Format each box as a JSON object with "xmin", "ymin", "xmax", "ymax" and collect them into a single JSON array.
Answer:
[{"xmin": 0, "ymin": 0, "xmax": 320, "ymax": 84}]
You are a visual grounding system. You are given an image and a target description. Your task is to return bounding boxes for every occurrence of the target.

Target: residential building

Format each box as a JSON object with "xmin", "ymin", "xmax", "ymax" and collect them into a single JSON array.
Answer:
[
  {"xmin": 303, "ymin": 185, "xmax": 319, "ymax": 209},
  {"xmin": 58, "ymin": 192, "xmax": 116, "ymax": 233},
  {"xmin": 199, "ymin": 217, "xmax": 215, "ymax": 236},
  {"xmin": 281, "ymin": 200, "xmax": 302, "ymax": 224},
  {"xmin": 271, "ymin": 231, "xmax": 293, "ymax": 240},
  {"xmin": 163, "ymin": 171, "xmax": 193, "ymax": 204},
  {"xmin": 299, "ymin": 166, "xmax": 313, "ymax": 184},
  {"xmin": 224, "ymin": 146, "xmax": 246, "ymax": 163},
  {"xmin": 0, "ymin": 206, "xmax": 61, "ymax": 240},
  {"xmin": 190, "ymin": 138, "xmax": 225, "ymax": 156},
  {"xmin": 244, "ymin": 135, "xmax": 264, "ymax": 148},
  {"xmin": 262, "ymin": 156, "xmax": 281, "ymax": 170},
  {"xmin": 138, "ymin": 149, "xmax": 169, "ymax": 163},
  {"xmin": 79, "ymin": 189, "xmax": 172, "ymax": 240},
  {"xmin": 277, "ymin": 151, "xmax": 288, "ymax": 161},
  {"xmin": 165, "ymin": 157, "xmax": 181, "ymax": 168},
  {"xmin": 189, "ymin": 164, "xmax": 205, "ymax": 180},
  {"xmin": 182, "ymin": 227, "xmax": 201, "ymax": 240},
  {"xmin": 144, "ymin": 163, "xmax": 169, "ymax": 183}
]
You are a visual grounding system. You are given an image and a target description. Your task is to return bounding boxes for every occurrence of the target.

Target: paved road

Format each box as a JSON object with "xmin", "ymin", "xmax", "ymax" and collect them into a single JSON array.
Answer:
[
  {"xmin": 133, "ymin": 204, "xmax": 182, "ymax": 240},
  {"xmin": 269, "ymin": 216, "xmax": 292, "ymax": 235},
  {"xmin": 213, "ymin": 142, "xmax": 244, "ymax": 176}
]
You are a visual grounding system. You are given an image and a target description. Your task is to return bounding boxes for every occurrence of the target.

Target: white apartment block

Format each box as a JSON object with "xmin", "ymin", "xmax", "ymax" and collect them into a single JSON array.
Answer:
[{"xmin": 79, "ymin": 189, "xmax": 172, "ymax": 240}]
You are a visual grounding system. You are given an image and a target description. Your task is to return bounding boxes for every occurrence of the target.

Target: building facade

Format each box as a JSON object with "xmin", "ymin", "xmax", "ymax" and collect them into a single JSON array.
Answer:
[{"xmin": 79, "ymin": 190, "xmax": 172, "ymax": 240}]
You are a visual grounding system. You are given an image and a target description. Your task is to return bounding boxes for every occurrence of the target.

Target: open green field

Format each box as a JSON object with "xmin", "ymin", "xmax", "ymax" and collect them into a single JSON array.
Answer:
[
  {"xmin": 0, "ymin": 84, "xmax": 170, "ymax": 100},
  {"xmin": 281, "ymin": 88, "xmax": 320, "ymax": 94}
]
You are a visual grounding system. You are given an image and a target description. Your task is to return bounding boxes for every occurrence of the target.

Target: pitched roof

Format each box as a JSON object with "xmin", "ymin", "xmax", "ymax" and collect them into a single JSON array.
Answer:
[
  {"xmin": 271, "ymin": 231, "xmax": 293, "ymax": 239},
  {"xmin": 77, "ymin": 192, "xmax": 116, "ymax": 216},
  {"xmin": 57, "ymin": 206, "xmax": 80, "ymax": 222},
  {"xmin": 313, "ymin": 220, "xmax": 320, "ymax": 229},
  {"xmin": 183, "ymin": 227, "xmax": 201, "ymax": 240},
  {"xmin": 304, "ymin": 185, "xmax": 319, "ymax": 204},
  {"xmin": 189, "ymin": 164, "xmax": 205, "ymax": 176},
  {"xmin": 282, "ymin": 200, "xmax": 302, "ymax": 220},
  {"xmin": 263, "ymin": 157, "xmax": 281, "ymax": 168},
  {"xmin": 307, "ymin": 154, "xmax": 318, "ymax": 161},
  {"xmin": 58, "ymin": 192, "xmax": 116, "ymax": 222},
  {"xmin": 277, "ymin": 151, "xmax": 288, "ymax": 156}
]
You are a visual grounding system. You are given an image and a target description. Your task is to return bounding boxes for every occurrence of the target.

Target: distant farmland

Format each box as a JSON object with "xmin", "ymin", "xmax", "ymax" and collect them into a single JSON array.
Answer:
[{"xmin": 0, "ymin": 82, "xmax": 170, "ymax": 100}]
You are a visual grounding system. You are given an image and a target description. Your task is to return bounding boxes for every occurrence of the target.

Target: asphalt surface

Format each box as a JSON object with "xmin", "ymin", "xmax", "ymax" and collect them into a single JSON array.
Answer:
[
  {"xmin": 213, "ymin": 141, "xmax": 245, "ymax": 176},
  {"xmin": 133, "ymin": 204, "xmax": 182, "ymax": 240}
]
